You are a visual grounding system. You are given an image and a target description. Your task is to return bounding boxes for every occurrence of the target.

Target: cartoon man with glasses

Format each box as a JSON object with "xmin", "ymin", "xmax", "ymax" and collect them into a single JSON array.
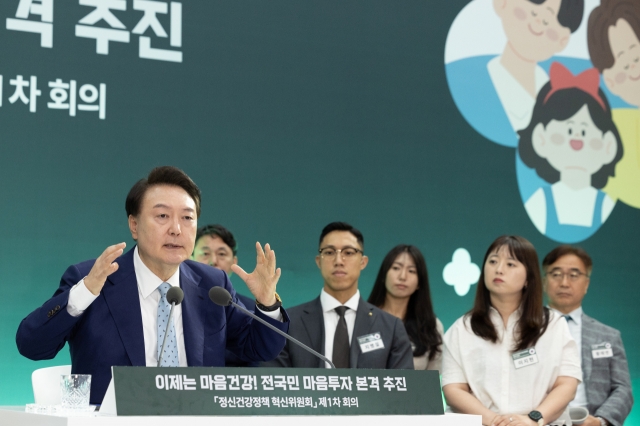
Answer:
[
  {"xmin": 264, "ymin": 222, "xmax": 413, "ymax": 369},
  {"xmin": 543, "ymin": 245, "xmax": 633, "ymax": 426}
]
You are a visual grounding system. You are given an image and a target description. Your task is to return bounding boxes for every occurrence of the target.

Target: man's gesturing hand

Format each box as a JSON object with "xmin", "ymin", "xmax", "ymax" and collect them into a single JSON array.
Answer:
[
  {"xmin": 231, "ymin": 242, "xmax": 281, "ymax": 306},
  {"xmin": 84, "ymin": 243, "xmax": 126, "ymax": 295}
]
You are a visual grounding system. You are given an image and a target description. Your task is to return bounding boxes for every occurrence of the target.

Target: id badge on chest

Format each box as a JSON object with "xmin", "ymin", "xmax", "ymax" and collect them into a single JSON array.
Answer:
[
  {"xmin": 512, "ymin": 347, "xmax": 538, "ymax": 369},
  {"xmin": 592, "ymin": 342, "xmax": 613, "ymax": 359},
  {"xmin": 357, "ymin": 332, "xmax": 385, "ymax": 353}
]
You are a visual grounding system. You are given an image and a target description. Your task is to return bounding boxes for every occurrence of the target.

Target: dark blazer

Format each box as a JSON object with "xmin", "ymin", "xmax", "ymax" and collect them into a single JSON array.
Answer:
[
  {"xmin": 16, "ymin": 247, "xmax": 289, "ymax": 404},
  {"xmin": 581, "ymin": 313, "xmax": 633, "ymax": 426},
  {"xmin": 225, "ymin": 292, "xmax": 259, "ymax": 367},
  {"xmin": 264, "ymin": 296, "xmax": 413, "ymax": 369}
]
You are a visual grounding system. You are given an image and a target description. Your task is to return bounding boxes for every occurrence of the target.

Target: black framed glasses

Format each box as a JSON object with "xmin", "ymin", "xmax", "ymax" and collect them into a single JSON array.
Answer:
[{"xmin": 318, "ymin": 247, "xmax": 363, "ymax": 260}]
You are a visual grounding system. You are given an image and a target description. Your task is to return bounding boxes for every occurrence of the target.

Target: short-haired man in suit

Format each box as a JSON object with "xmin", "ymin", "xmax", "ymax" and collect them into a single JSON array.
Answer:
[
  {"xmin": 193, "ymin": 224, "xmax": 238, "ymax": 271},
  {"xmin": 193, "ymin": 224, "xmax": 256, "ymax": 367},
  {"xmin": 543, "ymin": 246, "xmax": 633, "ymax": 426},
  {"xmin": 192, "ymin": 224, "xmax": 254, "ymax": 309},
  {"xmin": 265, "ymin": 222, "xmax": 413, "ymax": 369}
]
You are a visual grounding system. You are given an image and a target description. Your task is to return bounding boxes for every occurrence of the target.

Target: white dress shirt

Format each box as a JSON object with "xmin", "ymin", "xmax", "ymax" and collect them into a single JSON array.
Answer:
[
  {"xmin": 551, "ymin": 306, "xmax": 588, "ymax": 408},
  {"xmin": 68, "ymin": 247, "xmax": 188, "ymax": 366},
  {"xmin": 320, "ymin": 289, "xmax": 359, "ymax": 369},
  {"xmin": 442, "ymin": 308, "xmax": 582, "ymax": 415},
  {"xmin": 67, "ymin": 246, "xmax": 282, "ymax": 367}
]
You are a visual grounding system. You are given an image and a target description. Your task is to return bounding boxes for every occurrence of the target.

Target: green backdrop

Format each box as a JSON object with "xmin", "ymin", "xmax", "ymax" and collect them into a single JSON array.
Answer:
[{"xmin": 0, "ymin": 1, "xmax": 637, "ymax": 423}]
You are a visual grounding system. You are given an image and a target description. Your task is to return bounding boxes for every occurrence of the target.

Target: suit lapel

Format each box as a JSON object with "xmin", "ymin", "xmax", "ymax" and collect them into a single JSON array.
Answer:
[
  {"xmin": 102, "ymin": 248, "xmax": 146, "ymax": 366},
  {"xmin": 301, "ymin": 297, "xmax": 325, "ymax": 368},
  {"xmin": 180, "ymin": 262, "xmax": 205, "ymax": 366},
  {"xmin": 581, "ymin": 313, "xmax": 595, "ymax": 384},
  {"xmin": 350, "ymin": 298, "xmax": 375, "ymax": 368}
]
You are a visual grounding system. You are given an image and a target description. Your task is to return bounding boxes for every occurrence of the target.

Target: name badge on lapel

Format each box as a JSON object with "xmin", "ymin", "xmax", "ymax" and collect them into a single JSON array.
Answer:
[
  {"xmin": 512, "ymin": 348, "xmax": 538, "ymax": 369},
  {"xmin": 358, "ymin": 333, "xmax": 385, "ymax": 353},
  {"xmin": 592, "ymin": 342, "xmax": 613, "ymax": 359}
]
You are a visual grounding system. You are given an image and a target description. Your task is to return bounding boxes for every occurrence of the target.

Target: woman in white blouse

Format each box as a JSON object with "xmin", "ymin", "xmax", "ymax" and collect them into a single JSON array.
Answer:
[
  {"xmin": 442, "ymin": 235, "xmax": 581, "ymax": 426},
  {"xmin": 368, "ymin": 244, "xmax": 443, "ymax": 371}
]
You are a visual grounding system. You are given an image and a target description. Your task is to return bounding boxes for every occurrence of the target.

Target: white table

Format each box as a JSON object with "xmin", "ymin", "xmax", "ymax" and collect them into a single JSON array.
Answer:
[{"xmin": 0, "ymin": 407, "xmax": 481, "ymax": 426}]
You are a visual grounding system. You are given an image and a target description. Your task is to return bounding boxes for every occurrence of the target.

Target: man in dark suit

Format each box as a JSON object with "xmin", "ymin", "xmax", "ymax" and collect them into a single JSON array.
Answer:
[
  {"xmin": 192, "ymin": 223, "xmax": 255, "ymax": 309},
  {"xmin": 16, "ymin": 166, "xmax": 288, "ymax": 404},
  {"xmin": 543, "ymin": 246, "xmax": 633, "ymax": 426},
  {"xmin": 192, "ymin": 223, "xmax": 256, "ymax": 366},
  {"xmin": 265, "ymin": 222, "xmax": 413, "ymax": 369}
]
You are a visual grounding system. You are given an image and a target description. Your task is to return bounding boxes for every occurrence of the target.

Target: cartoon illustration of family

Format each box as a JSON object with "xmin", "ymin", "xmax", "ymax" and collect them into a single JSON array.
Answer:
[
  {"xmin": 518, "ymin": 63, "xmax": 622, "ymax": 241},
  {"xmin": 589, "ymin": 0, "xmax": 640, "ymax": 209},
  {"xmin": 445, "ymin": 0, "xmax": 640, "ymax": 243}
]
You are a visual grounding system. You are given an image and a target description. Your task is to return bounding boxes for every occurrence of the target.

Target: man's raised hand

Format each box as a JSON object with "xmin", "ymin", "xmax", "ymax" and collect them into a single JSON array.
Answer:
[
  {"xmin": 84, "ymin": 243, "xmax": 126, "ymax": 295},
  {"xmin": 231, "ymin": 242, "xmax": 281, "ymax": 306}
]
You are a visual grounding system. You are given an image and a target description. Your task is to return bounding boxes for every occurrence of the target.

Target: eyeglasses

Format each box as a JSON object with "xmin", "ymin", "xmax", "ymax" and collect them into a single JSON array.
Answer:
[
  {"xmin": 546, "ymin": 270, "xmax": 589, "ymax": 282},
  {"xmin": 318, "ymin": 247, "xmax": 363, "ymax": 260}
]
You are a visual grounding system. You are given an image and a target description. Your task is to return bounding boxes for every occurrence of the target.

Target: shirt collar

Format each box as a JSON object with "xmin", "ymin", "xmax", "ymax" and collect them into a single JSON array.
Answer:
[
  {"xmin": 320, "ymin": 289, "xmax": 360, "ymax": 313},
  {"xmin": 488, "ymin": 304, "xmax": 522, "ymax": 327},
  {"xmin": 134, "ymin": 246, "xmax": 181, "ymax": 299},
  {"xmin": 550, "ymin": 306, "xmax": 583, "ymax": 326}
]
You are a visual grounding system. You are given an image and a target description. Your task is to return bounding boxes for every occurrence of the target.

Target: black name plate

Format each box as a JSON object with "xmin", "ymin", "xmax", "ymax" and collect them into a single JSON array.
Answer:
[{"xmin": 112, "ymin": 367, "xmax": 443, "ymax": 416}]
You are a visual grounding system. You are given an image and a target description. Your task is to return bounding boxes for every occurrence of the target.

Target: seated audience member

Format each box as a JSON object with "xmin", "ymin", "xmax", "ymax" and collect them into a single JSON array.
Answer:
[
  {"xmin": 192, "ymin": 224, "xmax": 253, "ymax": 309},
  {"xmin": 543, "ymin": 245, "xmax": 633, "ymax": 426},
  {"xmin": 368, "ymin": 244, "xmax": 443, "ymax": 371},
  {"xmin": 442, "ymin": 235, "xmax": 581, "ymax": 426},
  {"xmin": 264, "ymin": 222, "xmax": 413, "ymax": 369},
  {"xmin": 193, "ymin": 224, "xmax": 257, "ymax": 367},
  {"xmin": 15, "ymin": 166, "xmax": 288, "ymax": 404}
]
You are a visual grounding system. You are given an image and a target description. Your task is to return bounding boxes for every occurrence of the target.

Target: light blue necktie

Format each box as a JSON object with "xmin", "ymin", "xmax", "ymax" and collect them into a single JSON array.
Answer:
[{"xmin": 157, "ymin": 282, "xmax": 179, "ymax": 367}]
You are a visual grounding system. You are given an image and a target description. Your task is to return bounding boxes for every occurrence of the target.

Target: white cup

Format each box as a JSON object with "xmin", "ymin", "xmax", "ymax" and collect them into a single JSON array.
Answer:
[{"xmin": 569, "ymin": 407, "xmax": 589, "ymax": 425}]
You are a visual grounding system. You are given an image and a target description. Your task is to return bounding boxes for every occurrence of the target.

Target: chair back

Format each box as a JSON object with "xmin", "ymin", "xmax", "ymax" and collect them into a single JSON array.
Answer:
[{"xmin": 31, "ymin": 365, "xmax": 72, "ymax": 405}]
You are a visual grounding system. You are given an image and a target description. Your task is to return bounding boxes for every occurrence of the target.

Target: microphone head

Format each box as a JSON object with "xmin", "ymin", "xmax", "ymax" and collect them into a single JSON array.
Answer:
[
  {"xmin": 209, "ymin": 287, "xmax": 232, "ymax": 307},
  {"xmin": 166, "ymin": 286, "xmax": 184, "ymax": 305}
]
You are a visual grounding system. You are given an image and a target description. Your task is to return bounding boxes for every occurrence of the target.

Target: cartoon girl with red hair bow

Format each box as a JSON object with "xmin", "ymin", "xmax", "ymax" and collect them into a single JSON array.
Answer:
[{"xmin": 518, "ymin": 62, "xmax": 623, "ymax": 242}]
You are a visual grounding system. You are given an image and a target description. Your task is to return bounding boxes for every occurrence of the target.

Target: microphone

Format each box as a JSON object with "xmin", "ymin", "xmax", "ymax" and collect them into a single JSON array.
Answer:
[
  {"xmin": 208, "ymin": 287, "xmax": 336, "ymax": 369},
  {"xmin": 157, "ymin": 286, "xmax": 184, "ymax": 367}
]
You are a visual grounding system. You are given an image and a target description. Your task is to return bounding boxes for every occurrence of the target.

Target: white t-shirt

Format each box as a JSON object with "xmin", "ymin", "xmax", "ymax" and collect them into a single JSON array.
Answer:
[{"xmin": 442, "ymin": 307, "xmax": 582, "ymax": 415}]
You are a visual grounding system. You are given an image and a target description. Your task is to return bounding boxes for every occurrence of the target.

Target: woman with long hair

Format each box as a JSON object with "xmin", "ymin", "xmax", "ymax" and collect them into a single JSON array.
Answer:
[
  {"xmin": 442, "ymin": 236, "xmax": 581, "ymax": 426},
  {"xmin": 368, "ymin": 244, "xmax": 443, "ymax": 370}
]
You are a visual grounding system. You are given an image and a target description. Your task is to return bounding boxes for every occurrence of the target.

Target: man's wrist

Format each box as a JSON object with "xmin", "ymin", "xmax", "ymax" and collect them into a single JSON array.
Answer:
[
  {"xmin": 596, "ymin": 417, "xmax": 608, "ymax": 426},
  {"xmin": 256, "ymin": 292, "xmax": 282, "ymax": 312}
]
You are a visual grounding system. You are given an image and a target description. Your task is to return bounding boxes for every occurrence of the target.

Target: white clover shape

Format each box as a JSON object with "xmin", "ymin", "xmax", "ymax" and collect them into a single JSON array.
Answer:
[{"xmin": 443, "ymin": 248, "xmax": 480, "ymax": 296}]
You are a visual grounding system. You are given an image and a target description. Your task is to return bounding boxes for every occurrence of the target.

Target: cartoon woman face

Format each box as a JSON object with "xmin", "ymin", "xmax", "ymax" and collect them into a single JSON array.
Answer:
[
  {"xmin": 531, "ymin": 104, "xmax": 618, "ymax": 186},
  {"xmin": 602, "ymin": 18, "xmax": 640, "ymax": 108},
  {"xmin": 494, "ymin": 0, "xmax": 571, "ymax": 62}
]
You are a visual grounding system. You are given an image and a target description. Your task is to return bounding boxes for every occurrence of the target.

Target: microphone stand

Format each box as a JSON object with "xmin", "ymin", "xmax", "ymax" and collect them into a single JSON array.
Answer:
[{"xmin": 230, "ymin": 300, "xmax": 336, "ymax": 369}]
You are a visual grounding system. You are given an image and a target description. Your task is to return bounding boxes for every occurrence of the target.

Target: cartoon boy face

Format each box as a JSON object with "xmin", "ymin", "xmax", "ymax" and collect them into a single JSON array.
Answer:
[
  {"xmin": 532, "ymin": 105, "xmax": 618, "ymax": 185},
  {"xmin": 602, "ymin": 19, "xmax": 640, "ymax": 108},
  {"xmin": 494, "ymin": 0, "xmax": 571, "ymax": 62}
]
